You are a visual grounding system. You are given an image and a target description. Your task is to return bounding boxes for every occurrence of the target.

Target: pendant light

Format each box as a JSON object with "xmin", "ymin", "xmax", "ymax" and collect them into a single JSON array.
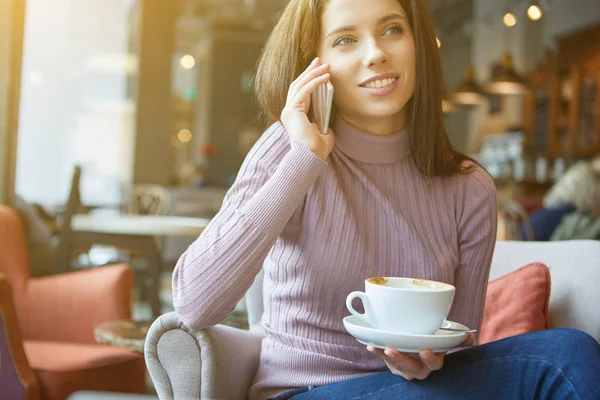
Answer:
[
  {"xmin": 442, "ymin": 95, "xmax": 456, "ymax": 113},
  {"xmin": 527, "ymin": 1, "xmax": 543, "ymax": 21},
  {"xmin": 486, "ymin": 51, "xmax": 530, "ymax": 95},
  {"xmin": 452, "ymin": 66, "xmax": 486, "ymax": 106},
  {"xmin": 487, "ymin": 10, "xmax": 530, "ymax": 95}
]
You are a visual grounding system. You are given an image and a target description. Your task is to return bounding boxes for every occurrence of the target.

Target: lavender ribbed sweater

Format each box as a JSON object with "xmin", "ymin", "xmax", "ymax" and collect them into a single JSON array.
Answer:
[{"xmin": 173, "ymin": 117, "xmax": 497, "ymax": 400}]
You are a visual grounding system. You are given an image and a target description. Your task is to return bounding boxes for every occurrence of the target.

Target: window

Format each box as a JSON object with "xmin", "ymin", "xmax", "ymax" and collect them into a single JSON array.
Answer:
[{"xmin": 15, "ymin": 0, "xmax": 141, "ymax": 207}]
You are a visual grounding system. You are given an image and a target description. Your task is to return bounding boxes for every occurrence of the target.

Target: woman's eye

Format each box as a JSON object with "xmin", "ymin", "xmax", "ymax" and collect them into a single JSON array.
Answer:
[
  {"xmin": 384, "ymin": 25, "xmax": 403, "ymax": 35},
  {"xmin": 334, "ymin": 37, "xmax": 355, "ymax": 47}
]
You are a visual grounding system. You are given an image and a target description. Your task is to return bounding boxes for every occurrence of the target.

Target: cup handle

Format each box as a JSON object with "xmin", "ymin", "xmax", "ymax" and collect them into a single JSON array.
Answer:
[{"xmin": 346, "ymin": 291, "xmax": 372, "ymax": 326}]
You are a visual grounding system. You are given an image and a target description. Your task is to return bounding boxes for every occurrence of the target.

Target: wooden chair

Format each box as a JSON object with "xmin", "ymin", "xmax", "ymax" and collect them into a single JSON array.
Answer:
[
  {"xmin": 120, "ymin": 184, "xmax": 171, "ymax": 307},
  {"xmin": 501, "ymin": 201, "xmax": 535, "ymax": 241},
  {"xmin": 123, "ymin": 184, "xmax": 170, "ymax": 216},
  {"xmin": 52, "ymin": 165, "xmax": 84, "ymax": 274}
]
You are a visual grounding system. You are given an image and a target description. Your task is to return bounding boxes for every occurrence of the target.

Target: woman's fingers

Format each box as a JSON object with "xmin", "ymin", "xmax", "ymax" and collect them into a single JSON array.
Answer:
[
  {"xmin": 384, "ymin": 359, "xmax": 415, "ymax": 380},
  {"xmin": 371, "ymin": 347, "xmax": 415, "ymax": 379},
  {"xmin": 294, "ymin": 60, "xmax": 329, "ymax": 89},
  {"xmin": 419, "ymin": 349, "xmax": 445, "ymax": 371},
  {"xmin": 290, "ymin": 57, "xmax": 320, "ymax": 92},
  {"xmin": 293, "ymin": 73, "xmax": 331, "ymax": 105},
  {"xmin": 384, "ymin": 348, "xmax": 429, "ymax": 379},
  {"xmin": 367, "ymin": 346, "xmax": 442, "ymax": 381},
  {"xmin": 279, "ymin": 57, "xmax": 336, "ymax": 160},
  {"xmin": 460, "ymin": 332, "xmax": 475, "ymax": 347},
  {"xmin": 289, "ymin": 63, "xmax": 330, "ymax": 102}
]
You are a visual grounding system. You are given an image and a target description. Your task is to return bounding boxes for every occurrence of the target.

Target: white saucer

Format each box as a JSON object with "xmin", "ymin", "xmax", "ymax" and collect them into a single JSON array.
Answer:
[{"xmin": 343, "ymin": 315, "xmax": 469, "ymax": 353}]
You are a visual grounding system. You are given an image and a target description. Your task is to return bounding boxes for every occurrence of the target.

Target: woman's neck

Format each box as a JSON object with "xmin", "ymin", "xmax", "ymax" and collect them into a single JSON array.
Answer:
[{"xmin": 338, "ymin": 110, "xmax": 408, "ymax": 136}]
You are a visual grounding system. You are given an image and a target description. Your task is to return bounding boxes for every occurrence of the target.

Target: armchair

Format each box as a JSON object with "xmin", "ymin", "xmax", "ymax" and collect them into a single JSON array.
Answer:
[
  {"xmin": 145, "ymin": 241, "xmax": 600, "ymax": 400},
  {"xmin": 0, "ymin": 205, "xmax": 146, "ymax": 399}
]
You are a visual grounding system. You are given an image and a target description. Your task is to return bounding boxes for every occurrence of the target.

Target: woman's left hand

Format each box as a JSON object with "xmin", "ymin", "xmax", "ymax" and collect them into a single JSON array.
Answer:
[{"xmin": 367, "ymin": 332, "xmax": 475, "ymax": 380}]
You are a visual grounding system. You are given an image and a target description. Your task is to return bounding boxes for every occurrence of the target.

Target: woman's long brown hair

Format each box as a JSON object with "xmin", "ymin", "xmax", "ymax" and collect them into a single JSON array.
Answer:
[{"xmin": 253, "ymin": 0, "xmax": 473, "ymax": 177}]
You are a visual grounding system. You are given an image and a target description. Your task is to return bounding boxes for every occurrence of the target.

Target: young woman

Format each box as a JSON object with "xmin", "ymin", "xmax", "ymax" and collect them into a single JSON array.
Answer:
[{"xmin": 173, "ymin": 0, "xmax": 600, "ymax": 398}]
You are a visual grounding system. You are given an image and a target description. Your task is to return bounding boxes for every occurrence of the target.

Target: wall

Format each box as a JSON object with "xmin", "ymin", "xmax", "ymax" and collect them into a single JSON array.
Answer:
[
  {"xmin": 193, "ymin": 28, "xmax": 266, "ymax": 187},
  {"xmin": 441, "ymin": 36, "xmax": 473, "ymax": 153},
  {"xmin": 468, "ymin": 0, "xmax": 530, "ymax": 153},
  {"xmin": 543, "ymin": 0, "xmax": 600, "ymax": 48},
  {"xmin": 132, "ymin": 0, "xmax": 177, "ymax": 187}
]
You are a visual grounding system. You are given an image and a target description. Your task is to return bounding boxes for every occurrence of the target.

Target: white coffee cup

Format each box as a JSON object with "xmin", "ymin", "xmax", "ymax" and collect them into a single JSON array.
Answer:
[{"xmin": 345, "ymin": 277, "xmax": 455, "ymax": 335}]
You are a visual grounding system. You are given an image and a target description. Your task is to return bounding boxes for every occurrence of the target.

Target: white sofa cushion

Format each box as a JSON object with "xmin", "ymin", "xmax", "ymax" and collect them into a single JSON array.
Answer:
[{"xmin": 490, "ymin": 240, "xmax": 600, "ymax": 342}]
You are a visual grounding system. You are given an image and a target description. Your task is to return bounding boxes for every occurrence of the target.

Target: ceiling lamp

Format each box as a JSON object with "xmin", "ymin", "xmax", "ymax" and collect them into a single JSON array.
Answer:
[
  {"xmin": 527, "ymin": 4, "xmax": 543, "ymax": 21},
  {"xmin": 503, "ymin": 12, "xmax": 517, "ymax": 27},
  {"xmin": 486, "ymin": 52, "xmax": 530, "ymax": 95},
  {"xmin": 180, "ymin": 54, "xmax": 195, "ymax": 69},
  {"xmin": 452, "ymin": 66, "xmax": 486, "ymax": 106},
  {"xmin": 442, "ymin": 96, "xmax": 456, "ymax": 113}
]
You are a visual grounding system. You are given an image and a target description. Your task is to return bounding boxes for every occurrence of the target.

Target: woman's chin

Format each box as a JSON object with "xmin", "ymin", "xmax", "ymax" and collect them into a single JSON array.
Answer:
[
  {"xmin": 337, "ymin": 100, "xmax": 409, "ymax": 124},
  {"xmin": 357, "ymin": 105, "xmax": 407, "ymax": 120}
]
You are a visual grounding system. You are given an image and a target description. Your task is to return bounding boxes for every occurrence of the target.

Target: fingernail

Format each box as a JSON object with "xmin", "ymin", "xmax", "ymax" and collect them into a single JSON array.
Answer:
[
  {"xmin": 384, "ymin": 349, "xmax": 394, "ymax": 357},
  {"xmin": 313, "ymin": 57, "xmax": 319, "ymax": 63},
  {"xmin": 367, "ymin": 346, "xmax": 374, "ymax": 352}
]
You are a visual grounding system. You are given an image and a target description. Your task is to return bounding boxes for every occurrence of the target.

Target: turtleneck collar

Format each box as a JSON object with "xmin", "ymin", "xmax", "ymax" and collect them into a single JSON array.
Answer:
[{"xmin": 332, "ymin": 117, "xmax": 411, "ymax": 164}]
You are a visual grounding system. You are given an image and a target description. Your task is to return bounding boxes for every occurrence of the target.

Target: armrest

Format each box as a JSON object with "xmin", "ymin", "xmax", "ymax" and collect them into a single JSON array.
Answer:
[
  {"xmin": 145, "ymin": 312, "xmax": 264, "ymax": 400},
  {"xmin": 19, "ymin": 264, "xmax": 133, "ymax": 344},
  {"xmin": 0, "ymin": 275, "xmax": 40, "ymax": 400}
]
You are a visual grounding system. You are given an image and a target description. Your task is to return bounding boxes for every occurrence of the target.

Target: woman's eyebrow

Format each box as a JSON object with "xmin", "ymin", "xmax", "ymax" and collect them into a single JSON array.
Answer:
[{"xmin": 325, "ymin": 13, "xmax": 405, "ymax": 40}]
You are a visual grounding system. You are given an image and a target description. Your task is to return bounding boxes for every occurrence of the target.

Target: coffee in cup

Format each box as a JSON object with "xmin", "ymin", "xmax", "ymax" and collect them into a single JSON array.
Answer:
[{"xmin": 345, "ymin": 277, "xmax": 455, "ymax": 335}]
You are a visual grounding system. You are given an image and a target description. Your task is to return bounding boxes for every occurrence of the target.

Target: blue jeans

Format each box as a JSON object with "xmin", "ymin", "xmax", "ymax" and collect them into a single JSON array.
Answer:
[{"xmin": 270, "ymin": 329, "xmax": 600, "ymax": 400}]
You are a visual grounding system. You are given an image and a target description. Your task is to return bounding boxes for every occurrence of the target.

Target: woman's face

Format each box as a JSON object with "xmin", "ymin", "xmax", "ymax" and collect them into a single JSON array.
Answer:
[{"xmin": 317, "ymin": 0, "xmax": 416, "ymax": 134}]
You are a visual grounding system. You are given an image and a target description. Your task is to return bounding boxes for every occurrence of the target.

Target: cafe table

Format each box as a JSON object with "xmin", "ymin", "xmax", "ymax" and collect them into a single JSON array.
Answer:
[{"xmin": 66, "ymin": 214, "xmax": 210, "ymax": 317}]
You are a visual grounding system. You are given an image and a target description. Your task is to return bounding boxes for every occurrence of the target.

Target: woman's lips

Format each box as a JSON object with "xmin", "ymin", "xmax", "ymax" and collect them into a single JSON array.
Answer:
[{"xmin": 359, "ymin": 77, "xmax": 398, "ymax": 96}]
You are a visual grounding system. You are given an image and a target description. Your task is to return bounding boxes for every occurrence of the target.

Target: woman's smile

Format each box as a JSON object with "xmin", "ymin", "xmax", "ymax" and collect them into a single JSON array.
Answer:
[{"xmin": 359, "ymin": 73, "xmax": 400, "ymax": 95}]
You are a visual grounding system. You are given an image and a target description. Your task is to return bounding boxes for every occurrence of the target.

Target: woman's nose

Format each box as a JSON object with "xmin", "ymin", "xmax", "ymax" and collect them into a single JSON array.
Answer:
[{"xmin": 363, "ymin": 40, "xmax": 389, "ymax": 67}]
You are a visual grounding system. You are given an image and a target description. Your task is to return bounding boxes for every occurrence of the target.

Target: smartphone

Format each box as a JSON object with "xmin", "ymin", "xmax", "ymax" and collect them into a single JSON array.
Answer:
[{"xmin": 311, "ymin": 81, "xmax": 334, "ymax": 135}]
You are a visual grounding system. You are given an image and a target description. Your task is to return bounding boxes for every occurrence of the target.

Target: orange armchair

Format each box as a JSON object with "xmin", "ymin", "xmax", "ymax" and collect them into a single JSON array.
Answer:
[{"xmin": 0, "ymin": 205, "xmax": 146, "ymax": 400}]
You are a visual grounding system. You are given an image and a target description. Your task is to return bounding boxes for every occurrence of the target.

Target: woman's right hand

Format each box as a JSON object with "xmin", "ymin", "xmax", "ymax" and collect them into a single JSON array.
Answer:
[
  {"xmin": 367, "ymin": 333, "xmax": 476, "ymax": 380},
  {"xmin": 280, "ymin": 57, "xmax": 335, "ymax": 161}
]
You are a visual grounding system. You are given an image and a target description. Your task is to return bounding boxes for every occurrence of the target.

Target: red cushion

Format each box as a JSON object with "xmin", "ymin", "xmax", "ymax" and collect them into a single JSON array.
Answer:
[
  {"xmin": 24, "ymin": 340, "xmax": 146, "ymax": 399},
  {"xmin": 479, "ymin": 263, "xmax": 551, "ymax": 344}
]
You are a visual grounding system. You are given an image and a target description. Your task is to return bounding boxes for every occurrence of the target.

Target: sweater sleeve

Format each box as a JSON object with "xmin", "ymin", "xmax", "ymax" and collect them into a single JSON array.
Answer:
[
  {"xmin": 172, "ymin": 122, "xmax": 327, "ymax": 330},
  {"xmin": 447, "ymin": 164, "xmax": 497, "ymax": 335}
]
